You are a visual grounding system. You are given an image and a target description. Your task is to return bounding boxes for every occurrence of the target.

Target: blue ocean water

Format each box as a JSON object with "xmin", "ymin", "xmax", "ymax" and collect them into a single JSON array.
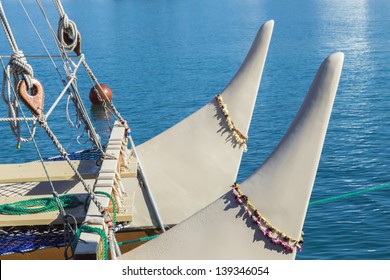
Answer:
[{"xmin": 1, "ymin": 0, "xmax": 390, "ymax": 259}]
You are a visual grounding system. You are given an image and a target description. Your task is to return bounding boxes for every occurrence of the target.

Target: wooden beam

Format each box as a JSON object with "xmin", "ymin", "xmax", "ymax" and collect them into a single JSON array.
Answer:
[{"xmin": 0, "ymin": 160, "xmax": 100, "ymax": 183}]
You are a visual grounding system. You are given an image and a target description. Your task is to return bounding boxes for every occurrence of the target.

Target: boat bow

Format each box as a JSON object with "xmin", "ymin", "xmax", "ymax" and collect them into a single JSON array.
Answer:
[
  {"xmin": 120, "ymin": 52, "xmax": 344, "ymax": 259},
  {"xmin": 132, "ymin": 20, "xmax": 275, "ymax": 227}
]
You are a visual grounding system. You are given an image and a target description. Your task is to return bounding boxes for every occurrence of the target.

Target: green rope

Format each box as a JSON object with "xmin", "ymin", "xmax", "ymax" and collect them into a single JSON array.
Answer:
[
  {"xmin": 309, "ymin": 183, "xmax": 390, "ymax": 206},
  {"xmin": 73, "ymin": 191, "xmax": 117, "ymax": 259},
  {"xmin": 0, "ymin": 194, "xmax": 81, "ymax": 215},
  {"xmin": 118, "ymin": 235, "xmax": 159, "ymax": 247},
  {"xmin": 73, "ymin": 224, "xmax": 108, "ymax": 260}
]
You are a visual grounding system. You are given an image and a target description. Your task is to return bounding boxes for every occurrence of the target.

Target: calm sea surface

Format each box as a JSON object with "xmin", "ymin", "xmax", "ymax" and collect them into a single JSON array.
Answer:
[{"xmin": 1, "ymin": 0, "xmax": 390, "ymax": 260}]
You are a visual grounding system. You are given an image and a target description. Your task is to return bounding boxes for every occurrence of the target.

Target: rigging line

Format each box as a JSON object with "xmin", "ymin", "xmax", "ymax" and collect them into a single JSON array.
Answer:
[
  {"xmin": 35, "ymin": 0, "xmax": 102, "ymax": 146},
  {"xmin": 69, "ymin": 80, "xmax": 105, "ymax": 153},
  {"xmin": 0, "ymin": 1, "xmax": 19, "ymax": 52},
  {"xmin": 309, "ymin": 183, "xmax": 390, "ymax": 206},
  {"xmin": 83, "ymin": 65, "xmax": 116, "ymax": 129},
  {"xmin": 36, "ymin": 0, "xmax": 105, "ymax": 153},
  {"xmin": 51, "ymin": 0, "xmax": 124, "ymax": 131},
  {"xmin": 1, "ymin": 58, "xmax": 75, "ymax": 236},
  {"xmin": 0, "ymin": 57, "xmax": 36, "ymax": 144},
  {"xmin": 36, "ymin": 0, "xmax": 72, "ymax": 66},
  {"xmin": 0, "ymin": 55, "xmax": 77, "ymax": 59},
  {"xmin": 0, "ymin": 0, "xmax": 34, "ymax": 91},
  {"xmin": 37, "ymin": 116, "xmax": 118, "ymax": 256},
  {"xmin": 18, "ymin": 0, "xmax": 66, "ymax": 85},
  {"xmin": 45, "ymin": 54, "xmax": 84, "ymax": 118},
  {"xmin": 53, "ymin": 0, "xmax": 66, "ymax": 17}
]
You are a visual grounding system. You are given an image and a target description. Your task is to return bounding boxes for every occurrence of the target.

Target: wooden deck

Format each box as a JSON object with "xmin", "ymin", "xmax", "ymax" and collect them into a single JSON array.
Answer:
[{"xmin": 0, "ymin": 121, "xmax": 138, "ymax": 260}]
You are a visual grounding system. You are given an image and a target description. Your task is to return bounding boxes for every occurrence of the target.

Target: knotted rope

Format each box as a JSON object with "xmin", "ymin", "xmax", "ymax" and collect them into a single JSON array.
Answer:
[
  {"xmin": 0, "ymin": 3, "xmax": 37, "ymax": 146},
  {"xmin": 54, "ymin": 0, "xmax": 81, "ymax": 54},
  {"xmin": 37, "ymin": 114, "xmax": 120, "ymax": 258},
  {"xmin": 57, "ymin": 14, "xmax": 80, "ymax": 53}
]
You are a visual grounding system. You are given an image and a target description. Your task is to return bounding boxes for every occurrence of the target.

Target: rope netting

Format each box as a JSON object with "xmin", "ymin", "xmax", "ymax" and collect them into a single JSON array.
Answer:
[
  {"xmin": 0, "ymin": 226, "xmax": 65, "ymax": 256},
  {"xmin": 0, "ymin": 0, "xmax": 129, "ymax": 259},
  {"xmin": 45, "ymin": 148, "xmax": 102, "ymax": 161}
]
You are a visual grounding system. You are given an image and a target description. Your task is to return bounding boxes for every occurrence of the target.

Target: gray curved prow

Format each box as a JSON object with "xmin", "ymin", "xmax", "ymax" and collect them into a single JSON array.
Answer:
[
  {"xmin": 121, "ymin": 52, "xmax": 344, "ymax": 259},
  {"xmin": 131, "ymin": 20, "xmax": 274, "ymax": 228}
]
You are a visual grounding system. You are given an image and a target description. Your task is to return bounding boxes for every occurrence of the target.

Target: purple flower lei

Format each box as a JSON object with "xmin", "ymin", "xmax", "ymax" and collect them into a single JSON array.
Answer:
[{"xmin": 231, "ymin": 183, "xmax": 303, "ymax": 253}]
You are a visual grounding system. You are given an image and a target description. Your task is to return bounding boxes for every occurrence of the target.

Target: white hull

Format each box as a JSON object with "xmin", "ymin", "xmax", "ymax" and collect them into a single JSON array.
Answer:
[
  {"xmin": 120, "ymin": 52, "xmax": 344, "ymax": 259},
  {"xmin": 131, "ymin": 20, "xmax": 274, "ymax": 228}
]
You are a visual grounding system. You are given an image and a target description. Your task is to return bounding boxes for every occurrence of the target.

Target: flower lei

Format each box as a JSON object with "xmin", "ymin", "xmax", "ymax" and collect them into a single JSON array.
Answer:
[
  {"xmin": 215, "ymin": 94, "xmax": 248, "ymax": 152},
  {"xmin": 231, "ymin": 182, "xmax": 303, "ymax": 253}
]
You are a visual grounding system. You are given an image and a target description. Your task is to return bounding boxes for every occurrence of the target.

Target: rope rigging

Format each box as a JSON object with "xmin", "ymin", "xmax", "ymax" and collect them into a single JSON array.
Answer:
[
  {"xmin": 0, "ymin": 0, "xmax": 144, "ymax": 259},
  {"xmin": 0, "ymin": 0, "xmax": 121, "ymax": 259},
  {"xmin": 53, "ymin": 0, "xmax": 81, "ymax": 55},
  {"xmin": 0, "ymin": 2, "xmax": 38, "ymax": 147}
]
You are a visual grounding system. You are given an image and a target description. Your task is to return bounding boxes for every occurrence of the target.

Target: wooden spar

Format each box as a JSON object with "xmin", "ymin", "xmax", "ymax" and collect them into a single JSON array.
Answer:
[
  {"xmin": 120, "ymin": 52, "xmax": 345, "ymax": 260},
  {"xmin": 132, "ymin": 20, "xmax": 274, "ymax": 227},
  {"xmin": 0, "ymin": 160, "xmax": 99, "ymax": 183}
]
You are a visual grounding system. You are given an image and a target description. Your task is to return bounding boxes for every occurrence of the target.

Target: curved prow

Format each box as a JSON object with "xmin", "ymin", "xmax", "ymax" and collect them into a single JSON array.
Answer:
[
  {"xmin": 132, "ymin": 20, "xmax": 274, "ymax": 228},
  {"xmin": 121, "ymin": 52, "xmax": 344, "ymax": 259}
]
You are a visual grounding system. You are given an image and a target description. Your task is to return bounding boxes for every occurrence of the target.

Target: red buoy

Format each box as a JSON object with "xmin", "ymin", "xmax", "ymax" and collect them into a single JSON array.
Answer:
[{"xmin": 89, "ymin": 84, "xmax": 113, "ymax": 105}]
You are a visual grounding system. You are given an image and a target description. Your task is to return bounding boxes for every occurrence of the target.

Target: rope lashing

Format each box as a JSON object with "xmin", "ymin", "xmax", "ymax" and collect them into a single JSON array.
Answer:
[
  {"xmin": 75, "ymin": 189, "xmax": 120, "ymax": 260},
  {"xmin": 89, "ymin": 191, "xmax": 118, "ymax": 227},
  {"xmin": 0, "ymin": 194, "xmax": 81, "ymax": 215},
  {"xmin": 73, "ymin": 224, "xmax": 108, "ymax": 260},
  {"xmin": 55, "ymin": 0, "xmax": 81, "ymax": 55},
  {"xmin": 9, "ymin": 51, "xmax": 34, "ymax": 89},
  {"xmin": 1, "ymin": 3, "xmax": 42, "ymax": 146},
  {"xmin": 1, "ymin": 2, "xmax": 34, "ymax": 89},
  {"xmin": 36, "ymin": 114, "xmax": 118, "ymax": 256}
]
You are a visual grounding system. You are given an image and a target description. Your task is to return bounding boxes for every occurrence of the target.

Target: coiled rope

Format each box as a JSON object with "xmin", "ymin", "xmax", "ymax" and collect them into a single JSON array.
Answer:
[
  {"xmin": 54, "ymin": 0, "xmax": 80, "ymax": 54},
  {"xmin": 0, "ymin": 195, "xmax": 81, "ymax": 215},
  {"xmin": 0, "ymin": 3, "xmax": 37, "ymax": 147}
]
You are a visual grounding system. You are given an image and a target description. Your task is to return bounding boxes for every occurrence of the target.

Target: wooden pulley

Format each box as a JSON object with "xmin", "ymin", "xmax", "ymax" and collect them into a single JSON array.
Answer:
[
  {"xmin": 63, "ymin": 32, "xmax": 82, "ymax": 56},
  {"xmin": 18, "ymin": 77, "xmax": 44, "ymax": 116}
]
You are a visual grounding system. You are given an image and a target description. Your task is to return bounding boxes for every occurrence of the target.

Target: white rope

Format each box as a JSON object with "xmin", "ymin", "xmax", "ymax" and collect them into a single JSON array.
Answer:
[
  {"xmin": 57, "ymin": 14, "xmax": 79, "ymax": 53},
  {"xmin": 1, "ymin": 59, "xmax": 36, "ymax": 145},
  {"xmin": 34, "ymin": 0, "xmax": 104, "ymax": 153},
  {"xmin": 52, "ymin": 0, "xmax": 80, "ymax": 54},
  {"xmin": 0, "ymin": 117, "xmax": 36, "ymax": 121},
  {"xmin": 53, "ymin": 0, "xmax": 66, "ymax": 16},
  {"xmin": 0, "ymin": 1, "xmax": 39, "ymax": 146},
  {"xmin": 38, "ymin": 114, "xmax": 117, "ymax": 255},
  {"xmin": 0, "ymin": 1, "xmax": 19, "ymax": 52},
  {"xmin": 45, "ymin": 54, "xmax": 84, "ymax": 118}
]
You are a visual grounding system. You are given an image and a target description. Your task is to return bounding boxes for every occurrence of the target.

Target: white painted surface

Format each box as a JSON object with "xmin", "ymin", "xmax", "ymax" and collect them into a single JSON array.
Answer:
[
  {"xmin": 121, "ymin": 52, "xmax": 344, "ymax": 259},
  {"xmin": 133, "ymin": 20, "xmax": 274, "ymax": 227}
]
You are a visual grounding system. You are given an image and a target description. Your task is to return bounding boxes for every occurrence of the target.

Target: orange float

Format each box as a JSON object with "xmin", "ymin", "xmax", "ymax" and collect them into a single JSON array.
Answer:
[{"xmin": 89, "ymin": 84, "xmax": 113, "ymax": 105}]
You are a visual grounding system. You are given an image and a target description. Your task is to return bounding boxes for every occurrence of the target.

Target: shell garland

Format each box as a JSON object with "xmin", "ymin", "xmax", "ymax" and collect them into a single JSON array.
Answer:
[{"xmin": 231, "ymin": 182, "xmax": 303, "ymax": 253}]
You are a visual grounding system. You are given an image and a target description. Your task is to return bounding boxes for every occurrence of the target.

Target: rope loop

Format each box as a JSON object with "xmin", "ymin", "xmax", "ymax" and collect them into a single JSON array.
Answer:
[
  {"xmin": 9, "ymin": 50, "xmax": 34, "ymax": 89},
  {"xmin": 57, "ymin": 15, "xmax": 81, "ymax": 54}
]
